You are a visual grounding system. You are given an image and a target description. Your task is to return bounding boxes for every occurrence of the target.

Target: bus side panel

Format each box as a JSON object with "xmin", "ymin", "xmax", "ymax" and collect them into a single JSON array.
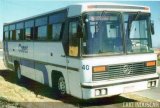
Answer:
[
  {"xmin": 67, "ymin": 58, "xmax": 82, "ymax": 99},
  {"xmin": 23, "ymin": 42, "xmax": 34, "ymax": 59},
  {"xmin": 33, "ymin": 42, "xmax": 67, "ymax": 66},
  {"xmin": 8, "ymin": 42, "xmax": 22, "ymax": 58},
  {"xmin": 3, "ymin": 41, "xmax": 12, "ymax": 69},
  {"xmin": 5, "ymin": 41, "xmax": 83, "ymax": 98},
  {"xmin": 4, "ymin": 41, "xmax": 19, "ymax": 70},
  {"xmin": 20, "ymin": 42, "xmax": 35, "ymax": 79},
  {"xmin": 8, "ymin": 42, "xmax": 34, "ymax": 59},
  {"xmin": 8, "ymin": 41, "xmax": 35, "ymax": 80},
  {"xmin": 33, "ymin": 42, "xmax": 68, "ymax": 86},
  {"xmin": 20, "ymin": 59, "xmax": 35, "ymax": 80},
  {"xmin": 45, "ymin": 65, "xmax": 69, "ymax": 93}
]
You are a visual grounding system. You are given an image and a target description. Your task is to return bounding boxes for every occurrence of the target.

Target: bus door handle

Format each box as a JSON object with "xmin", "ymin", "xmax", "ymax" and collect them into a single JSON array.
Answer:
[
  {"xmin": 50, "ymin": 52, "xmax": 53, "ymax": 56},
  {"xmin": 61, "ymin": 55, "xmax": 65, "ymax": 57}
]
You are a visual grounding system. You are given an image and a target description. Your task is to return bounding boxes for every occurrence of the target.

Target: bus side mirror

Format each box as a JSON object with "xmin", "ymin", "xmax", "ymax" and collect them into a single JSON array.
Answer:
[{"xmin": 151, "ymin": 21, "xmax": 155, "ymax": 35}]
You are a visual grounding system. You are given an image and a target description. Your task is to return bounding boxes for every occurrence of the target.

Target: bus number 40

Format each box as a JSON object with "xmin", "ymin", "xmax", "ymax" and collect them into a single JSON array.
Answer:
[{"xmin": 82, "ymin": 65, "xmax": 89, "ymax": 70}]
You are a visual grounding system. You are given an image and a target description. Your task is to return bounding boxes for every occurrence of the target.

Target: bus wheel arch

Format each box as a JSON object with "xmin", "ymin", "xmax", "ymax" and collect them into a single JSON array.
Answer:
[{"xmin": 51, "ymin": 70, "xmax": 66, "ymax": 98}]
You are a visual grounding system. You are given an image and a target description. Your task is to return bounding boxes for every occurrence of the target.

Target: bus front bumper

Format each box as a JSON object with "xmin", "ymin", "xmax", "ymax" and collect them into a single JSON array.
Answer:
[{"xmin": 81, "ymin": 74, "xmax": 159, "ymax": 99}]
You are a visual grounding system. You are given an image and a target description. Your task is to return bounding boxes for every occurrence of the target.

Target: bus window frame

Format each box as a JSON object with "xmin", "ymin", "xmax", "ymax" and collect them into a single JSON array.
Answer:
[
  {"xmin": 36, "ymin": 25, "xmax": 48, "ymax": 41},
  {"xmin": 68, "ymin": 17, "xmax": 82, "ymax": 58},
  {"xmin": 16, "ymin": 22, "xmax": 24, "ymax": 40},
  {"xmin": 24, "ymin": 27, "xmax": 34, "ymax": 41}
]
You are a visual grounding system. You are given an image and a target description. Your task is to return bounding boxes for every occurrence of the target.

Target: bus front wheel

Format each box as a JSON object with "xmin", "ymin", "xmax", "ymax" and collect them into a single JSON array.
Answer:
[
  {"xmin": 52, "ymin": 73, "xmax": 66, "ymax": 98},
  {"xmin": 58, "ymin": 76, "xmax": 66, "ymax": 96}
]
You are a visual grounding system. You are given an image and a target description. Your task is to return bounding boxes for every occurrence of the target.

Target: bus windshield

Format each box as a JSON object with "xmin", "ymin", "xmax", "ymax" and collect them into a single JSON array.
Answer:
[
  {"xmin": 83, "ymin": 12, "xmax": 123, "ymax": 56},
  {"xmin": 124, "ymin": 12, "xmax": 153, "ymax": 54},
  {"xmin": 82, "ymin": 12, "xmax": 153, "ymax": 56}
]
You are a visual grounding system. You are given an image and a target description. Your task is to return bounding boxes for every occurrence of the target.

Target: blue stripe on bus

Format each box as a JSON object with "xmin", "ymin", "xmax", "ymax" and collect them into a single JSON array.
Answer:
[
  {"xmin": 20, "ymin": 59, "xmax": 49, "ymax": 85},
  {"xmin": 20, "ymin": 59, "xmax": 34, "ymax": 69},
  {"xmin": 35, "ymin": 63, "xmax": 49, "ymax": 85}
]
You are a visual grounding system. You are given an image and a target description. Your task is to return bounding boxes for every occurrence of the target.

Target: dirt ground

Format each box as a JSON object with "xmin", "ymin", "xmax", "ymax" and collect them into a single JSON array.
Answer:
[
  {"xmin": 0, "ymin": 61, "xmax": 60, "ymax": 108},
  {"xmin": 0, "ymin": 60, "xmax": 158, "ymax": 108}
]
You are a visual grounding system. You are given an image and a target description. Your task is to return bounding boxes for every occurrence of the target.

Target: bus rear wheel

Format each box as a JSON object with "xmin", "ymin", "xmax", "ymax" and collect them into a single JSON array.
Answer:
[{"xmin": 15, "ymin": 64, "xmax": 22, "ymax": 82}]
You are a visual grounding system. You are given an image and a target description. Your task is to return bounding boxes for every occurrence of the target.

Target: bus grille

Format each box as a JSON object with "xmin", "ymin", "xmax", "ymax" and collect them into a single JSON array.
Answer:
[{"xmin": 92, "ymin": 62, "xmax": 156, "ymax": 81}]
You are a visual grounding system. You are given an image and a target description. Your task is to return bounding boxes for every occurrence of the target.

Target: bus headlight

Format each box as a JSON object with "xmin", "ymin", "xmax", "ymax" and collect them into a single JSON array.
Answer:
[
  {"xmin": 93, "ymin": 66, "xmax": 107, "ymax": 73},
  {"xmin": 147, "ymin": 82, "xmax": 151, "ymax": 88},
  {"xmin": 152, "ymin": 81, "xmax": 156, "ymax": 87},
  {"xmin": 95, "ymin": 89, "xmax": 107, "ymax": 96},
  {"xmin": 101, "ymin": 89, "xmax": 107, "ymax": 95},
  {"xmin": 95, "ymin": 89, "xmax": 101, "ymax": 96},
  {"xmin": 147, "ymin": 80, "xmax": 156, "ymax": 88}
]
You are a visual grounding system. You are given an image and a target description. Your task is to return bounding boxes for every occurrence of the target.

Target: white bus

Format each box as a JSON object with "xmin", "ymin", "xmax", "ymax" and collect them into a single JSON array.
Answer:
[{"xmin": 3, "ymin": 2, "xmax": 159, "ymax": 99}]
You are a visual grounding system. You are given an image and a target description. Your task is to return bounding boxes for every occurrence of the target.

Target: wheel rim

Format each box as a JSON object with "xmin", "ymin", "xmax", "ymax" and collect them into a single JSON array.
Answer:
[
  {"xmin": 58, "ymin": 76, "xmax": 66, "ymax": 95},
  {"xmin": 17, "ymin": 67, "xmax": 21, "ymax": 79}
]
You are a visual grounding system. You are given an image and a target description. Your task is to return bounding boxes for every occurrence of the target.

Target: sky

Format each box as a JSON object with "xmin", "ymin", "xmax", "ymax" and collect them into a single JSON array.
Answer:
[{"xmin": 0, "ymin": 0, "xmax": 160, "ymax": 48}]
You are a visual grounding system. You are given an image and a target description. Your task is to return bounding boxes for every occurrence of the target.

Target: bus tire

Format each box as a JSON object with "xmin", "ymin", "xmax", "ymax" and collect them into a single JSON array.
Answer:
[
  {"xmin": 52, "ymin": 72, "xmax": 66, "ymax": 98},
  {"xmin": 15, "ymin": 63, "xmax": 22, "ymax": 82}
]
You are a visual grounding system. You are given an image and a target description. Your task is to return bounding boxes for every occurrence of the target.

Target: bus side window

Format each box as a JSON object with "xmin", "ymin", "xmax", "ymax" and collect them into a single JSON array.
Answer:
[
  {"xmin": 62, "ymin": 21, "xmax": 69, "ymax": 55},
  {"xmin": 69, "ymin": 21, "xmax": 79, "ymax": 57},
  {"xmin": 37, "ymin": 25, "xmax": 47, "ymax": 40},
  {"xmin": 25, "ymin": 28, "xmax": 34, "ymax": 40},
  {"xmin": 16, "ymin": 29, "xmax": 24, "ymax": 40},
  {"xmin": 4, "ymin": 26, "xmax": 9, "ymax": 40},
  {"xmin": 4, "ymin": 31, "xmax": 9, "ymax": 40},
  {"xmin": 9, "ymin": 31, "xmax": 12, "ymax": 40},
  {"xmin": 47, "ymin": 24, "xmax": 52, "ymax": 40},
  {"xmin": 25, "ymin": 20, "xmax": 34, "ymax": 40},
  {"xmin": 47, "ymin": 23, "xmax": 62, "ymax": 41},
  {"xmin": 20, "ymin": 29, "xmax": 24, "ymax": 40},
  {"xmin": 16, "ymin": 30, "xmax": 20, "ymax": 40},
  {"xmin": 52, "ymin": 23, "xmax": 62, "ymax": 41},
  {"xmin": 11, "ymin": 30, "xmax": 16, "ymax": 40}
]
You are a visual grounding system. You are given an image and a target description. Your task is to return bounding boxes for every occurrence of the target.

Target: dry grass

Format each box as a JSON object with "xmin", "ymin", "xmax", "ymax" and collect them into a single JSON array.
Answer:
[
  {"xmin": 0, "ymin": 61, "xmax": 6, "ymax": 70},
  {"xmin": 0, "ymin": 73, "xmax": 59, "ymax": 103},
  {"xmin": 121, "ymin": 93, "xmax": 156, "ymax": 102},
  {"xmin": 0, "ymin": 60, "xmax": 60, "ymax": 108},
  {"xmin": 157, "ymin": 57, "xmax": 160, "ymax": 66},
  {"xmin": 0, "ymin": 42, "xmax": 2, "ymax": 49}
]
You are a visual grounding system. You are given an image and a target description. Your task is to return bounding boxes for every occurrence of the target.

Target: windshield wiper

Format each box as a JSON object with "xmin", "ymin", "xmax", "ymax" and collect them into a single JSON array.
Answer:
[
  {"xmin": 133, "ymin": 11, "xmax": 141, "ymax": 21},
  {"xmin": 95, "ymin": 11, "xmax": 106, "ymax": 33},
  {"xmin": 128, "ymin": 12, "xmax": 141, "ymax": 37}
]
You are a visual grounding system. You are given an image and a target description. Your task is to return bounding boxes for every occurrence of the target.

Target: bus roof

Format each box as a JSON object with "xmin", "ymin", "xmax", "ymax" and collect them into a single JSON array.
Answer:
[
  {"xmin": 4, "ymin": 2, "xmax": 150, "ymax": 26},
  {"xmin": 68, "ymin": 2, "xmax": 150, "ymax": 17},
  {"xmin": 4, "ymin": 7, "xmax": 67, "ymax": 26}
]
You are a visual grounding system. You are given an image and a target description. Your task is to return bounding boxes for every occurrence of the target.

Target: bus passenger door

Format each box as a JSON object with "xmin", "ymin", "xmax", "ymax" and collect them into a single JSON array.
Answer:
[{"xmin": 65, "ymin": 18, "xmax": 82, "ymax": 97}]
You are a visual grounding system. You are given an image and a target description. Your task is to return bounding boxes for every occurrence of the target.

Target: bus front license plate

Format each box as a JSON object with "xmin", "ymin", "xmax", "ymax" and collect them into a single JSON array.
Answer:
[{"xmin": 123, "ymin": 86, "xmax": 135, "ymax": 93}]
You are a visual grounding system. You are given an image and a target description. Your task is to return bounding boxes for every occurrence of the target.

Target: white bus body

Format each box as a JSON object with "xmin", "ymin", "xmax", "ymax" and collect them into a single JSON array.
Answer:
[{"xmin": 3, "ymin": 2, "xmax": 159, "ymax": 99}]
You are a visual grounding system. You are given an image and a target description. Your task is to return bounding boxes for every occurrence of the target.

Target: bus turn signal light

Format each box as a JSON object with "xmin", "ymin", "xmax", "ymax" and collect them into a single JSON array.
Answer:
[
  {"xmin": 144, "ymin": 7, "xmax": 149, "ymax": 10},
  {"xmin": 146, "ymin": 61, "xmax": 156, "ymax": 67},
  {"xmin": 93, "ymin": 66, "xmax": 107, "ymax": 72},
  {"xmin": 87, "ymin": 5, "xmax": 96, "ymax": 9}
]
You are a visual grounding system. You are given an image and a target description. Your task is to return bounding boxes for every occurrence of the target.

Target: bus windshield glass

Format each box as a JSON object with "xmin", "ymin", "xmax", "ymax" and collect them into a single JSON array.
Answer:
[
  {"xmin": 83, "ymin": 12, "xmax": 153, "ymax": 56},
  {"xmin": 83, "ymin": 12, "xmax": 123, "ymax": 56},
  {"xmin": 124, "ymin": 12, "xmax": 153, "ymax": 54}
]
